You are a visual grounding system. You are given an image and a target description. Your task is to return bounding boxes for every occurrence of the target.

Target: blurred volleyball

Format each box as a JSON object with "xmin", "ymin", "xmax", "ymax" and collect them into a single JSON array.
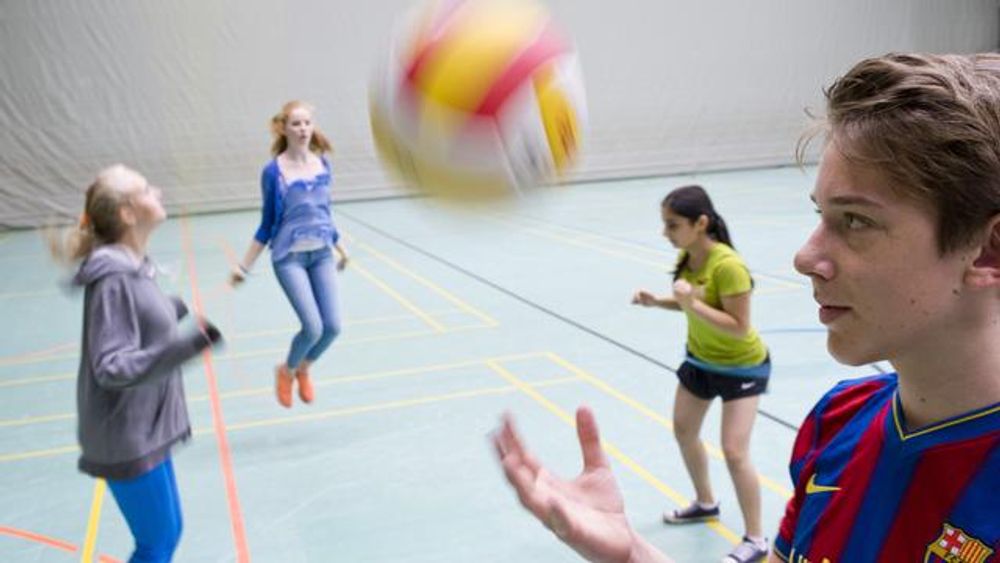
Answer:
[{"xmin": 370, "ymin": 0, "xmax": 587, "ymax": 201}]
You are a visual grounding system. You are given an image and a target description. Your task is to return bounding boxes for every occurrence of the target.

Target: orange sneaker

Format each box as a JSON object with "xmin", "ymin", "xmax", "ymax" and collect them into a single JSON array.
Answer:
[
  {"xmin": 295, "ymin": 362, "xmax": 314, "ymax": 404},
  {"xmin": 275, "ymin": 365, "xmax": 294, "ymax": 408}
]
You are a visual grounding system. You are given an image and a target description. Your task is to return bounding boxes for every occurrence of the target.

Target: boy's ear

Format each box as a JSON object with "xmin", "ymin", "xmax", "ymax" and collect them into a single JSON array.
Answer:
[{"xmin": 965, "ymin": 215, "xmax": 1000, "ymax": 288}]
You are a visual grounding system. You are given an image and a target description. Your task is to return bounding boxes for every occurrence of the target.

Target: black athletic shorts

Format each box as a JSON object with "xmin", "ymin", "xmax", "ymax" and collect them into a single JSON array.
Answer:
[{"xmin": 676, "ymin": 356, "xmax": 770, "ymax": 402}]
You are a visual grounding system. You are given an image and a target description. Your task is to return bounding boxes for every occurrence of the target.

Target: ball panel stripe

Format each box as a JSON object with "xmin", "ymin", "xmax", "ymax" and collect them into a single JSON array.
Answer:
[
  {"xmin": 413, "ymin": 1, "xmax": 548, "ymax": 112},
  {"xmin": 403, "ymin": 0, "xmax": 471, "ymax": 93},
  {"xmin": 534, "ymin": 66, "xmax": 580, "ymax": 172},
  {"xmin": 372, "ymin": 98, "xmax": 512, "ymax": 200},
  {"xmin": 371, "ymin": 0, "xmax": 586, "ymax": 198},
  {"xmin": 473, "ymin": 24, "xmax": 568, "ymax": 117}
]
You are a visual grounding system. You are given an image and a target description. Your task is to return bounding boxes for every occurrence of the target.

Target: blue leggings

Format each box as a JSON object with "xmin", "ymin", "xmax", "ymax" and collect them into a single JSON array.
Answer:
[
  {"xmin": 273, "ymin": 247, "xmax": 342, "ymax": 369},
  {"xmin": 107, "ymin": 458, "xmax": 182, "ymax": 563}
]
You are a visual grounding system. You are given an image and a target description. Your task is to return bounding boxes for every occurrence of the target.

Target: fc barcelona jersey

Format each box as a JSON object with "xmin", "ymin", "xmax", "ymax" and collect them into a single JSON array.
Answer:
[{"xmin": 774, "ymin": 374, "xmax": 1000, "ymax": 562}]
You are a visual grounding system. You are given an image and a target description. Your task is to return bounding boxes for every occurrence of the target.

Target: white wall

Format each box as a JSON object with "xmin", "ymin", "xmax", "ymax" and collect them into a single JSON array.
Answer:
[{"xmin": 1, "ymin": 0, "xmax": 997, "ymax": 227}]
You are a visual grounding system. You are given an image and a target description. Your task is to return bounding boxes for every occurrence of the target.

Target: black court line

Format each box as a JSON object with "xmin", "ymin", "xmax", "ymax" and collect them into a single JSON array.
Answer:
[{"xmin": 339, "ymin": 210, "xmax": 802, "ymax": 433}]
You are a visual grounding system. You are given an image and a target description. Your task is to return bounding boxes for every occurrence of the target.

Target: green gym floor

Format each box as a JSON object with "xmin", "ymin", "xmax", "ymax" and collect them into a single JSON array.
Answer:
[{"xmin": 0, "ymin": 165, "xmax": 886, "ymax": 562}]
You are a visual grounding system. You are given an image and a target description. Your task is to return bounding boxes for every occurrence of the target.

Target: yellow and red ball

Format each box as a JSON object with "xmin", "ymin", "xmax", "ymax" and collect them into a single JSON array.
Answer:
[{"xmin": 370, "ymin": 0, "xmax": 587, "ymax": 201}]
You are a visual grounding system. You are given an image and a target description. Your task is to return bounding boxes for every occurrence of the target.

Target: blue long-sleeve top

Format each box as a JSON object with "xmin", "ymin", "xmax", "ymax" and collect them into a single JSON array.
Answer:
[{"xmin": 253, "ymin": 156, "xmax": 340, "ymax": 262}]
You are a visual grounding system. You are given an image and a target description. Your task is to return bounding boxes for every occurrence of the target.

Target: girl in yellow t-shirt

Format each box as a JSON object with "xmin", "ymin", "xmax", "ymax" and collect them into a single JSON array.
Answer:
[{"xmin": 632, "ymin": 184, "xmax": 770, "ymax": 563}]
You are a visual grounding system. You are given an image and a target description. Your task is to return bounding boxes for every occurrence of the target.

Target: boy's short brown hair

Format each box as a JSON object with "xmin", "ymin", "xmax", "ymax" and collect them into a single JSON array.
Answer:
[{"xmin": 811, "ymin": 53, "xmax": 1000, "ymax": 253}]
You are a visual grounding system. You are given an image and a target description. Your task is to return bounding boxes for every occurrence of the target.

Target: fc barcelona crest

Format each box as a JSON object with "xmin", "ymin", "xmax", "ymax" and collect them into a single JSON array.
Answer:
[{"xmin": 925, "ymin": 523, "xmax": 993, "ymax": 563}]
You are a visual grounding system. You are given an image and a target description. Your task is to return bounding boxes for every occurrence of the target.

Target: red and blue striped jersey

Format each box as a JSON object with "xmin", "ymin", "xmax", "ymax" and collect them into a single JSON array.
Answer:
[{"xmin": 774, "ymin": 374, "xmax": 1000, "ymax": 562}]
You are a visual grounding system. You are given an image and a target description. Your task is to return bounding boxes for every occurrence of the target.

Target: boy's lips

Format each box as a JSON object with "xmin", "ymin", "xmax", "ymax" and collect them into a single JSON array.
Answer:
[
  {"xmin": 818, "ymin": 305, "xmax": 850, "ymax": 324},
  {"xmin": 814, "ymin": 292, "xmax": 851, "ymax": 324}
]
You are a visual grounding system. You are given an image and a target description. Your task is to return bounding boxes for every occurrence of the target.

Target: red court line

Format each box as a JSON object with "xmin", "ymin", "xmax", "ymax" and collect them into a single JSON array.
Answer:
[
  {"xmin": 0, "ymin": 525, "xmax": 121, "ymax": 562},
  {"xmin": 180, "ymin": 219, "xmax": 250, "ymax": 562}
]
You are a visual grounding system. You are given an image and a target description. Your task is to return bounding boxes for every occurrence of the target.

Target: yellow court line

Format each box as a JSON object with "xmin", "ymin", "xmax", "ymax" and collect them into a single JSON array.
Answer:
[
  {"xmin": 350, "ymin": 260, "xmax": 448, "ymax": 333},
  {"xmin": 0, "ymin": 324, "xmax": 498, "ymax": 386},
  {"xmin": 0, "ymin": 445, "xmax": 78, "ymax": 463},
  {"xmin": 342, "ymin": 311, "xmax": 455, "ymax": 326},
  {"xmin": 502, "ymin": 214, "xmax": 669, "ymax": 258},
  {"xmin": 0, "ymin": 373, "xmax": 567, "ymax": 468},
  {"xmin": 0, "ymin": 312, "xmax": 466, "ymax": 372},
  {"xmin": 485, "ymin": 360, "xmax": 741, "ymax": 545},
  {"xmin": 0, "ymin": 351, "xmax": 77, "ymax": 368},
  {"xmin": 221, "ymin": 309, "xmax": 463, "ymax": 341},
  {"xmin": 0, "ymin": 311, "xmax": 489, "ymax": 370},
  {"xmin": 0, "ymin": 289, "xmax": 60, "ymax": 301},
  {"xmin": 511, "ymin": 215, "xmax": 804, "ymax": 289},
  {"xmin": 485, "ymin": 215, "xmax": 667, "ymax": 268},
  {"xmin": 0, "ymin": 341, "xmax": 76, "ymax": 363},
  {"xmin": 350, "ymin": 310, "xmax": 464, "ymax": 324},
  {"xmin": 0, "ymin": 412, "xmax": 73, "ymax": 428},
  {"xmin": 0, "ymin": 373, "xmax": 74, "ymax": 388},
  {"xmin": 224, "ymin": 376, "xmax": 578, "ymax": 432},
  {"xmin": 490, "ymin": 214, "xmax": 806, "ymax": 290},
  {"xmin": 0, "ymin": 311, "xmax": 464, "ymax": 367},
  {"xmin": 214, "ymin": 323, "xmax": 491, "ymax": 363},
  {"xmin": 80, "ymin": 479, "xmax": 107, "ymax": 563},
  {"xmin": 358, "ymin": 242, "xmax": 498, "ymax": 327},
  {"xmin": 192, "ymin": 351, "xmax": 547, "ymax": 401},
  {"xmin": 1, "ymin": 352, "xmax": 550, "ymax": 428},
  {"xmin": 544, "ymin": 352, "xmax": 793, "ymax": 500}
]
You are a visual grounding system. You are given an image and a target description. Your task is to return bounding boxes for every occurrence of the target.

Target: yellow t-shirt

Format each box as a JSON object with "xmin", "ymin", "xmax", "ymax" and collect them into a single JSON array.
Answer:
[{"xmin": 677, "ymin": 243, "xmax": 767, "ymax": 367}]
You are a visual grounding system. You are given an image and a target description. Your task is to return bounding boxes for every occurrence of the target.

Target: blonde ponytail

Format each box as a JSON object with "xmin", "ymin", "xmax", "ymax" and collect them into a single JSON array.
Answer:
[{"xmin": 47, "ymin": 165, "xmax": 137, "ymax": 264}]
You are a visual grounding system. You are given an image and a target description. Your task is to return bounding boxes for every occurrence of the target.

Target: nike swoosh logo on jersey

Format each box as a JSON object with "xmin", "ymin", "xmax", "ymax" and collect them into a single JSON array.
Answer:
[
  {"xmin": 740, "ymin": 382, "xmax": 755, "ymax": 390},
  {"xmin": 805, "ymin": 473, "xmax": 841, "ymax": 495}
]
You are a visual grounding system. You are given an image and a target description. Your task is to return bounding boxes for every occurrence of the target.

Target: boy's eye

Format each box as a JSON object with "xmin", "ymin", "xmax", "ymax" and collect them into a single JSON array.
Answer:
[
  {"xmin": 814, "ymin": 208, "xmax": 874, "ymax": 231},
  {"xmin": 843, "ymin": 212, "xmax": 872, "ymax": 230}
]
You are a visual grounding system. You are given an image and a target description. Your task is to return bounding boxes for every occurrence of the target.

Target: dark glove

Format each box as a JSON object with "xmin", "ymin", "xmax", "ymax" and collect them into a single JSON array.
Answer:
[{"xmin": 200, "ymin": 319, "xmax": 224, "ymax": 345}]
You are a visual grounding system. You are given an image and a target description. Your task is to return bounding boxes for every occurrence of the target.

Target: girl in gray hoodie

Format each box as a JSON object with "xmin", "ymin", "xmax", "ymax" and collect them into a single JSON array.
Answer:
[{"xmin": 51, "ymin": 164, "xmax": 222, "ymax": 562}]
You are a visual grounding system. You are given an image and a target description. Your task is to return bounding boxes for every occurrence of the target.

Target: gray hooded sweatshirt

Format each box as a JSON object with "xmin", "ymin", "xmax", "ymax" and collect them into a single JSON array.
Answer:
[{"xmin": 73, "ymin": 245, "xmax": 212, "ymax": 479}]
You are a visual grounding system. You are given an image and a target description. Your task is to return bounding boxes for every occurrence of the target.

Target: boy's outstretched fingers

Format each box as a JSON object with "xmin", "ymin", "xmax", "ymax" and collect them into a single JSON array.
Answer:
[
  {"xmin": 493, "ymin": 408, "xmax": 672, "ymax": 563},
  {"xmin": 498, "ymin": 413, "xmax": 543, "ymax": 473},
  {"xmin": 575, "ymin": 406, "xmax": 607, "ymax": 471},
  {"xmin": 494, "ymin": 414, "xmax": 544, "ymax": 514}
]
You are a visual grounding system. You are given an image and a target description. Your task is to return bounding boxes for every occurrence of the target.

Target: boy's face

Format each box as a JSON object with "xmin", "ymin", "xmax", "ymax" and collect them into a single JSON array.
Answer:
[{"xmin": 794, "ymin": 143, "xmax": 973, "ymax": 366}]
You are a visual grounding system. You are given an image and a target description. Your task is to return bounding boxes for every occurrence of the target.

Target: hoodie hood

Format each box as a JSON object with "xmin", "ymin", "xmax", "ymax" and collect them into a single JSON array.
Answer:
[{"xmin": 73, "ymin": 244, "xmax": 156, "ymax": 286}]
